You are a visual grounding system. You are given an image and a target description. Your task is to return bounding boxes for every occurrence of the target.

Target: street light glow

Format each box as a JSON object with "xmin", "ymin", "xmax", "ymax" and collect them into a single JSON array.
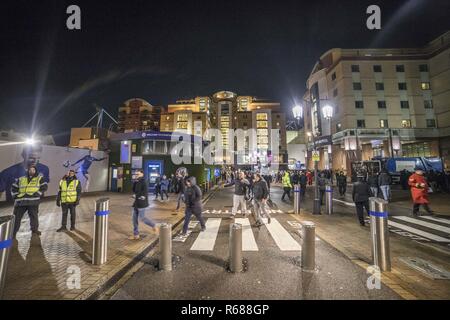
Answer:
[
  {"xmin": 25, "ymin": 137, "xmax": 37, "ymax": 145},
  {"xmin": 321, "ymin": 104, "xmax": 333, "ymax": 119},
  {"xmin": 292, "ymin": 105, "xmax": 303, "ymax": 119}
]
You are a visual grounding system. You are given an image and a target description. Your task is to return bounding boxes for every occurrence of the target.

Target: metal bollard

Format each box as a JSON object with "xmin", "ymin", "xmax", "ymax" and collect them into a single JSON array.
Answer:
[
  {"xmin": 159, "ymin": 223, "xmax": 172, "ymax": 271},
  {"xmin": 0, "ymin": 215, "xmax": 15, "ymax": 299},
  {"xmin": 301, "ymin": 221, "xmax": 316, "ymax": 272},
  {"xmin": 369, "ymin": 197, "xmax": 391, "ymax": 271},
  {"xmin": 229, "ymin": 223, "xmax": 243, "ymax": 273},
  {"xmin": 293, "ymin": 184, "xmax": 301, "ymax": 214},
  {"xmin": 325, "ymin": 184, "xmax": 333, "ymax": 215},
  {"xmin": 93, "ymin": 198, "xmax": 109, "ymax": 265}
]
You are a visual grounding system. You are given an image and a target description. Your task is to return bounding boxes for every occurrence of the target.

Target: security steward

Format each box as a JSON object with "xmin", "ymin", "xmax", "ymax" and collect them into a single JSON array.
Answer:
[
  {"xmin": 11, "ymin": 165, "xmax": 48, "ymax": 236},
  {"xmin": 56, "ymin": 169, "xmax": 82, "ymax": 232}
]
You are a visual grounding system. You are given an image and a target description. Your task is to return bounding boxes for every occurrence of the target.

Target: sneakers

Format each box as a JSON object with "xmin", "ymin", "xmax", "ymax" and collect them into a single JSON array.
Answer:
[
  {"xmin": 200, "ymin": 226, "xmax": 206, "ymax": 232},
  {"xmin": 128, "ymin": 235, "xmax": 141, "ymax": 240},
  {"xmin": 56, "ymin": 227, "xmax": 67, "ymax": 233},
  {"xmin": 70, "ymin": 226, "xmax": 76, "ymax": 231}
]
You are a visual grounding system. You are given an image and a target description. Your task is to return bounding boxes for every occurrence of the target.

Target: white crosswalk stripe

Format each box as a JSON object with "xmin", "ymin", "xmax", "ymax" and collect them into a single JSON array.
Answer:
[
  {"xmin": 190, "ymin": 218, "xmax": 221, "ymax": 251},
  {"xmin": 421, "ymin": 216, "xmax": 450, "ymax": 226},
  {"xmin": 388, "ymin": 220, "xmax": 450, "ymax": 243},
  {"xmin": 261, "ymin": 218, "xmax": 301, "ymax": 251},
  {"xmin": 234, "ymin": 218, "xmax": 258, "ymax": 251},
  {"xmin": 392, "ymin": 216, "xmax": 450, "ymax": 235}
]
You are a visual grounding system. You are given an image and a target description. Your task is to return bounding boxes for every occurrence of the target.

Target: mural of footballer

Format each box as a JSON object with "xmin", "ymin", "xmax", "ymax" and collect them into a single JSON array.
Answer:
[{"xmin": 64, "ymin": 149, "xmax": 106, "ymax": 192}]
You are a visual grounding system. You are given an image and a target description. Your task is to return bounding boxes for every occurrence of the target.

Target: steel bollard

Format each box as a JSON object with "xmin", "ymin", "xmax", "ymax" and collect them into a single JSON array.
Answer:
[
  {"xmin": 0, "ymin": 215, "xmax": 15, "ymax": 299},
  {"xmin": 369, "ymin": 197, "xmax": 391, "ymax": 271},
  {"xmin": 325, "ymin": 184, "xmax": 333, "ymax": 215},
  {"xmin": 159, "ymin": 223, "xmax": 172, "ymax": 271},
  {"xmin": 301, "ymin": 221, "xmax": 316, "ymax": 272},
  {"xmin": 229, "ymin": 223, "xmax": 243, "ymax": 272},
  {"xmin": 293, "ymin": 184, "xmax": 301, "ymax": 214},
  {"xmin": 93, "ymin": 198, "xmax": 109, "ymax": 265}
]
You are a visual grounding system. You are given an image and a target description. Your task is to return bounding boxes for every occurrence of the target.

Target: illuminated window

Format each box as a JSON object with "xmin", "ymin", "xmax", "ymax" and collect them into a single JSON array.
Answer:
[
  {"xmin": 256, "ymin": 113, "xmax": 268, "ymax": 120},
  {"xmin": 176, "ymin": 122, "xmax": 188, "ymax": 129},
  {"xmin": 380, "ymin": 119, "xmax": 388, "ymax": 128},
  {"xmin": 166, "ymin": 116, "xmax": 170, "ymax": 120},
  {"xmin": 177, "ymin": 114, "xmax": 188, "ymax": 121},
  {"xmin": 421, "ymin": 82, "xmax": 431, "ymax": 90},
  {"xmin": 401, "ymin": 120, "xmax": 411, "ymax": 128},
  {"xmin": 257, "ymin": 136, "xmax": 268, "ymax": 144},
  {"xmin": 257, "ymin": 121, "xmax": 268, "ymax": 128},
  {"xmin": 257, "ymin": 129, "xmax": 268, "ymax": 135}
]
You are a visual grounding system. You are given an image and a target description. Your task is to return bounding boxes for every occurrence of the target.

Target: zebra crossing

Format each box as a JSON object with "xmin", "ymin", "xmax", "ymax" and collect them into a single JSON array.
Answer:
[
  {"xmin": 367, "ymin": 215, "xmax": 450, "ymax": 244},
  {"xmin": 174, "ymin": 217, "xmax": 302, "ymax": 252},
  {"xmin": 201, "ymin": 208, "xmax": 284, "ymax": 215}
]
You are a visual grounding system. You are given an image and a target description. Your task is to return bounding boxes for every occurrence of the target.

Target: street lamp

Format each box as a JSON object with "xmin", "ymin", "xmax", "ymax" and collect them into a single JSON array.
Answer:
[
  {"xmin": 321, "ymin": 104, "xmax": 333, "ymax": 120},
  {"xmin": 292, "ymin": 105, "xmax": 303, "ymax": 120}
]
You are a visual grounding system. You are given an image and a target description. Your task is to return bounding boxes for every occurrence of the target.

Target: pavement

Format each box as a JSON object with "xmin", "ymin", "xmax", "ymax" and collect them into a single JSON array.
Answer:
[
  {"xmin": 0, "ymin": 188, "xmax": 217, "ymax": 300},
  {"xmin": 109, "ymin": 185, "xmax": 400, "ymax": 300}
]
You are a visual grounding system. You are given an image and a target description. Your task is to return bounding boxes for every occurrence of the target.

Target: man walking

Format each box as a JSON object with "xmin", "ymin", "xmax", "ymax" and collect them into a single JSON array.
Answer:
[
  {"xmin": 299, "ymin": 171, "xmax": 308, "ymax": 198},
  {"xmin": 129, "ymin": 169, "xmax": 158, "ymax": 240},
  {"xmin": 175, "ymin": 171, "xmax": 186, "ymax": 213},
  {"xmin": 225, "ymin": 171, "xmax": 250, "ymax": 217},
  {"xmin": 378, "ymin": 170, "xmax": 391, "ymax": 202},
  {"xmin": 317, "ymin": 173, "xmax": 328, "ymax": 205},
  {"xmin": 182, "ymin": 176, "xmax": 206, "ymax": 235},
  {"xmin": 367, "ymin": 173, "xmax": 379, "ymax": 198},
  {"xmin": 11, "ymin": 165, "xmax": 48, "ymax": 237},
  {"xmin": 352, "ymin": 175, "xmax": 372, "ymax": 226},
  {"xmin": 408, "ymin": 169, "xmax": 434, "ymax": 217},
  {"xmin": 56, "ymin": 169, "xmax": 82, "ymax": 232},
  {"xmin": 336, "ymin": 171, "xmax": 347, "ymax": 197},
  {"xmin": 253, "ymin": 173, "xmax": 271, "ymax": 227},
  {"xmin": 160, "ymin": 175, "xmax": 170, "ymax": 200},
  {"xmin": 281, "ymin": 171, "xmax": 292, "ymax": 201}
]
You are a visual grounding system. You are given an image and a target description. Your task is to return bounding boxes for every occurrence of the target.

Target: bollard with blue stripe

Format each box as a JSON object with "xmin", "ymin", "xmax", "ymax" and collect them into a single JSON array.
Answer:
[
  {"xmin": 93, "ymin": 198, "xmax": 110, "ymax": 265},
  {"xmin": 369, "ymin": 197, "xmax": 391, "ymax": 272},
  {"xmin": 325, "ymin": 184, "xmax": 333, "ymax": 215},
  {"xmin": 0, "ymin": 215, "xmax": 15, "ymax": 298},
  {"xmin": 293, "ymin": 185, "xmax": 301, "ymax": 214}
]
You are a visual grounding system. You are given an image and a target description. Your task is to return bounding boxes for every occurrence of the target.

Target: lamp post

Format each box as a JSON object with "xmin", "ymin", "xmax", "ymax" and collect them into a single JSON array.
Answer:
[{"xmin": 321, "ymin": 104, "xmax": 334, "ymax": 172}]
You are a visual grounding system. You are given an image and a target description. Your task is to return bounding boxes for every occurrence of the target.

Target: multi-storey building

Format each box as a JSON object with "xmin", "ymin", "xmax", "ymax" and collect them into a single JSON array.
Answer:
[
  {"xmin": 161, "ymin": 91, "xmax": 287, "ymax": 168},
  {"xmin": 303, "ymin": 31, "xmax": 450, "ymax": 172},
  {"xmin": 117, "ymin": 98, "xmax": 163, "ymax": 133}
]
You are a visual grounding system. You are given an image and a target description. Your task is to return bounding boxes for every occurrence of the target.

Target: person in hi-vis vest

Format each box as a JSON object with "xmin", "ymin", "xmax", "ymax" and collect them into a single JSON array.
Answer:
[
  {"xmin": 56, "ymin": 169, "xmax": 82, "ymax": 232},
  {"xmin": 11, "ymin": 165, "xmax": 48, "ymax": 237}
]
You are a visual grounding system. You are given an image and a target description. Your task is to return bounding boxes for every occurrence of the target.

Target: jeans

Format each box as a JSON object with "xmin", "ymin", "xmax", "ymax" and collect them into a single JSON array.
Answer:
[
  {"xmin": 281, "ymin": 187, "xmax": 291, "ymax": 200},
  {"xmin": 61, "ymin": 203, "xmax": 77, "ymax": 228},
  {"xmin": 183, "ymin": 207, "xmax": 205, "ymax": 234},
  {"xmin": 253, "ymin": 199, "xmax": 271, "ymax": 224},
  {"xmin": 319, "ymin": 189, "xmax": 325, "ymax": 205},
  {"xmin": 132, "ymin": 207, "xmax": 156, "ymax": 236},
  {"xmin": 160, "ymin": 189, "xmax": 169, "ymax": 200},
  {"xmin": 338, "ymin": 184, "xmax": 346, "ymax": 196},
  {"xmin": 176, "ymin": 193, "xmax": 184, "ymax": 210},
  {"xmin": 13, "ymin": 205, "xmax": 39, "ymax": 235},
  {"xmin": 370, "ymin": 187, "xmax": 378, "ymax": 198},
  {"xmin": 232, "ymin": 195, "xmax": 247, "ymax": 215},
  {"xmin": 380, "ymin": 185, "xmax": 390, "ymax": 201}
]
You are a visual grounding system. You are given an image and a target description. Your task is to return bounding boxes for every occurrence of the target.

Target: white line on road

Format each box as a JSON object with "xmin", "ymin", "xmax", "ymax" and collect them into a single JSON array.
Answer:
[
  {"xmin": 261, "ymin": 218, "xmax": 301, "ymax": 251},
  {"xmin": 190, "ymin": 218, "xmax": 221, "ymax": 251},
  {"xmin": 388, "ymin": 220, "xmax": 450, "ymax": 243},
  {"xmin": 235, "ymin": 218, "xmax": 259, "ymax": 251},
  {"xmin": 392, "ymin": 216, "xmax": 450, "ymax": 235},
  {"xmin": 421, "ymin": 216, "xmax": 450, "ymax": 226}
]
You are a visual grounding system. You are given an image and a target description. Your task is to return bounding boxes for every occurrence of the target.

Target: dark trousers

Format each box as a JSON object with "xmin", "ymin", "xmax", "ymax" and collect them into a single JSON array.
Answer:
[
  {"xmin": 413, "ymin": 203, "xmax": 432, "ymax": 215},
  {"xmin": 183, "ymin": 207, "xmax": 206, "ymax": 234},
  {"xmin": 13, "ymin": 205, "xmax": 39, "ymax": 235},
  {"xmin": 281, "ymin": 187, "xmax": 291, "ymax": 200},
  {"xmin": 300, "ymin": 185, "xmax": 306, "ymax": 198},
  {"xmin": 61, "ymin": 203, "xmax": 77, "ymax": 228},
  {"xmin": 160, "ymin": 190, "xmax": 169, "ymax": 200},
  {"xmin": 355, "ymin": 201, "xmax": 370, "ymax": 224},
  {"xmin": 338, "ymin": 184, "xmax": 346, "ymax": 196},
  {"xmin": 319, "ymin": 190, "xmax": 325, "ymax": 205}
]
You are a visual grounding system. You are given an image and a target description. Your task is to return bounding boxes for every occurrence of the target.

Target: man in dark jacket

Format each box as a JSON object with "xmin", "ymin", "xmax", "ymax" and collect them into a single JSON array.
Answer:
[
  {"xmin": 367, "ymin": 173, "xmax": 379, "ymax": 198},
  {"xmin": 336, "ymin": 171, "xmax": 347, "ymax": 197},
  {"xmin": 352, "ymin": 176, "xmax": 372, "ymax": 226},
  {"xmin": 182, "ymin": 176, "xmax": 206, "ymax": 235},
  {"xmin": 317, "ymin": 173, "xmax": 328, "ymax": 205},
  {"xmin": 225, "ymin": 171, "xmax": 250, "ymax": 217},
  {"xmin": 56, "ymin": 169, "xmax": 82, "ymax": 232},
  {"xmin": 378, "ymin": 170, "xmax": 391, "ymax": 202},
  {"xmin": 175, "ymin": 172, "xmax": 187, "ymax": 213},
  {"xmin": 129, "ymin": 169, "xmax": 157, "ymax": 240},
  {"xmin": 253, "ymin": 173, "xmax": 271, "ymax": 227},
  {"xmin": 11, "ymin": 165, "xmax": 48, "ymax": 237},
  {"xmin": 299, "ymin": 171, "xmax": 308, "ymax": 198}
]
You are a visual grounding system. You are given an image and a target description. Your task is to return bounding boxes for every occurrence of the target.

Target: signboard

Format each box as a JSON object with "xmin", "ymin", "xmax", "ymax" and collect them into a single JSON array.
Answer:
[
  {"xmin": 313, "ymin": 135, "xmax": 332, "ymax": 148},
  {"xmin": 120, "ymin": 141, "xmax": 131, "ymax": 164},
  {"xmin": 312, "ymin": 151, "xmax": 320, "ymax": 162},
  {"xmin": 395, "ymin": 160, "xmax": 416, "ymax": 172},
  {"xmin": 131, "ymin": 156, "xmax": 143, "ymax": 169}
]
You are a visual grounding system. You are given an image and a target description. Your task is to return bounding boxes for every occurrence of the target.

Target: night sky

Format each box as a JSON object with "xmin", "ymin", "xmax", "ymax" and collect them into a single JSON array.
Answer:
[{"xmin": 1, "ymin": 0, "xmax": 449, "ymax": 144}]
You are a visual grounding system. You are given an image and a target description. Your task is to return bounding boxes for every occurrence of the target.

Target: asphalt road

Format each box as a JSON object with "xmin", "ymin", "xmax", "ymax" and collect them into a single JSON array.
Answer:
[{"xmin": 110, "ymin": 185, "xmax": 400, "ymax": 300}]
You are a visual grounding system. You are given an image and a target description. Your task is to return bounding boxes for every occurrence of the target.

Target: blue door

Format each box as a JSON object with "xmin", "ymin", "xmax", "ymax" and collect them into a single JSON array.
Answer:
[{"xmin": 145, "ymin": 160, "xmax": 164, "ymax": 192}]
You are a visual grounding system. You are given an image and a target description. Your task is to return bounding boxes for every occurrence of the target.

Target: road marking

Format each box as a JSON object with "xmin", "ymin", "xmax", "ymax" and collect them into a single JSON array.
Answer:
[
  {"xmin": 261, "ymin": 218, "xmax": 301, "ymax": 251},
  {"xmin": 173, "ymin": 222, "xmax": 198, "ymax": 242},
  {"xmin": 190, "ymin": 218, "xmax": 221, "ymax": 251},
  {"xmin": 235, "ymin": 218, "xmax": 259, "ymax": 251},
  {"xmin": 421, "ymin": 216, "xmax": 450, "ymax": 226},
  {"xmin": 393, "ymin": 216, "xmax": 450, "ymax": 234},
  {"xmin": 388, "ymin": 220, "xmax": 450, "ymax": 243}
]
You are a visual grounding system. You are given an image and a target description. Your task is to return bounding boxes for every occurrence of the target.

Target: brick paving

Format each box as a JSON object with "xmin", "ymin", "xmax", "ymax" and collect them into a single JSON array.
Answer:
[
  {"xmin": 289, "ymin": 211, "xmax": 450, "ymax": 300},
  {"xmin": 0, "ymin": 191, "xmax": 197, "ymax": 300}
]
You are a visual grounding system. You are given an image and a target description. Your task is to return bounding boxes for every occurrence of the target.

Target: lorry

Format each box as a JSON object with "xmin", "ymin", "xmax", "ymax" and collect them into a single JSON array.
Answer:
[{"xmin": 351, "ymin": 157, "xmax": 444, "ymax": 183}]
